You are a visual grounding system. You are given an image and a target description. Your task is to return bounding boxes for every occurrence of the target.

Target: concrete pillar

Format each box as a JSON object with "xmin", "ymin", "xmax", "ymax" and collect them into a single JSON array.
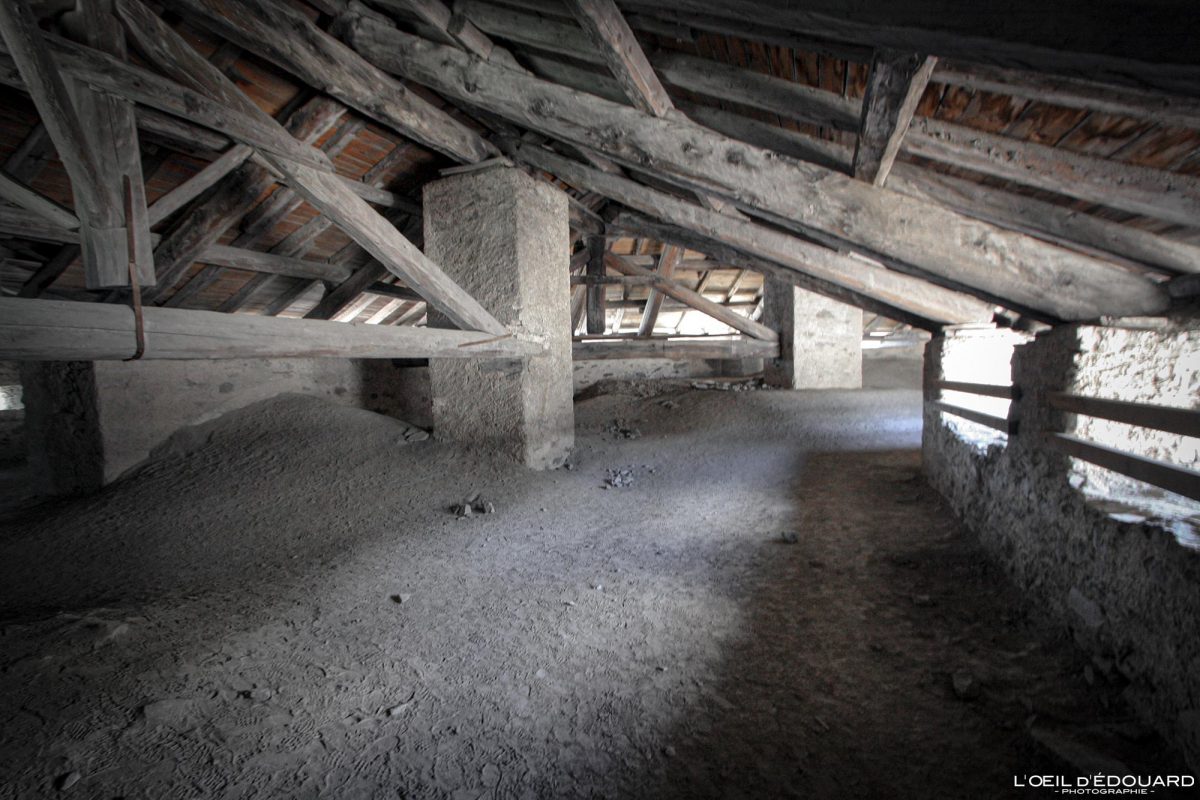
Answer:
[
  {"xmin": 423, "ymin": 166, "xmax": 573, "ymax": 469},
  {"xmin": 762, "ymin": 277, "xmax": 863, "ymax": 389}
]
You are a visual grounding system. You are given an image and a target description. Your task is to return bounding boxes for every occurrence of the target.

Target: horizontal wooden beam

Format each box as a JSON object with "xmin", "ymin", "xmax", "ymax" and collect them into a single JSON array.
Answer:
[
  {"xmin": 1048, "ymin": 392, "xmax": 1200, "ymax": 438},
  {"xmin": 573, "ymin": 336, "xmax": 779, "ymax": 361},
  {"xmin": 932, "ymin": 399, "xmax": 1016, "ymax": 435},
  {"xmin": 1046, "ymin": 432, "xmax": 1200, "ymax": 502},
  {"xmin": 0, "ymin": 297, "xmax": 541, "ymax": 360},
  {"xmin": 338, "ymin": 16, "xmax": 1168, "ymax": 321},
  {"xmin": 936, "ymin": 379, "xmax": 1016, "ymax": 400}
]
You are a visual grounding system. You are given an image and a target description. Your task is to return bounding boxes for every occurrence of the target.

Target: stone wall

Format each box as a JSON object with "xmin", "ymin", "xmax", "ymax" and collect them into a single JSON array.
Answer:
[
  {"xmin": 22, "ymin": 358, "xmax": 432, "ymax": 494},
  {"xmin": 923, "ymin": 325, "xmax": 1200, "ymax": 769}
]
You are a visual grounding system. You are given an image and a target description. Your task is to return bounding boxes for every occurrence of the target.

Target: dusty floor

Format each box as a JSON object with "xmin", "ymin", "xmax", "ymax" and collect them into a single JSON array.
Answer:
[{"xmin": 0, "ymin": 357, "xmax": 1189, "ymax": 798}]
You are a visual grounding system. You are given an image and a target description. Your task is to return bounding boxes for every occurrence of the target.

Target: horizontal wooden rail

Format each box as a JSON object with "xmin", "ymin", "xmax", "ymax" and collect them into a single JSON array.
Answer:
[
  {"xmin": 936, "ymin": 379, "xmax": 1017, "ymax": 399},
  {"xmin": 932, "ymin": 400, "xmax": 1016, "ymax": 435},
  {"xmin": 1046, "ymin": 432, "xmax": 1200, "ymax": 502},
  {"xmin": 1049, "ymin": 392, "xmax": 1200, "ymax": 438}
]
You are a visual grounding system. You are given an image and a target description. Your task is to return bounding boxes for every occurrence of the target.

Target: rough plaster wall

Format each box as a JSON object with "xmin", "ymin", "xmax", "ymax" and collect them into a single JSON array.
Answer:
[
  {"xmin": 425, "ymin": 166, "xmax": 573, "ymax": 469},
  {"xmin": 763, "ymin": 276, "xmax": 862, "ymax": 389},
  {"xmin": 923, "ymin": 328, "xmax": 1200, "ymax": 769},
  {"xmin": 1067, "ymin": 326, "xmax": 1199, "ymax": 511},
  {"xmin": 20, "ymin": 361, "xmax": 104, "ymax": 494},
  {"xmin": 22, "ymin": 359, "xmax": 431, "ymax": 490}
]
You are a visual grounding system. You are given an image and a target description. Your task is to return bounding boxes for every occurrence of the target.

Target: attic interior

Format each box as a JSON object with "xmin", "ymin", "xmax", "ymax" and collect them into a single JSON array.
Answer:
[{"xmin": 0, "ymin": 0, "xmax": 1198, "ymax": 795}]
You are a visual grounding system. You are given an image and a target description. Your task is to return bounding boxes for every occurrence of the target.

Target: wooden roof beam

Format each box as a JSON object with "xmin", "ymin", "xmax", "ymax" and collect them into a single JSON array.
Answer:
[
  {"xmin": 636, "ymin": 243, "xmax": 681, "ymax": 335},
  {"xmin": 336, "ymin": 15, "xmax": 1162, "ymax": 320},
  {"xmin": 853, "ymin": 49, "xmax": 936, "ymax": 186},
  {"xmin": 0, "ymin": 297, "xmax": 539, "ymax": 360},
  {"xmin": 565, "ymin": 0, "xmax": 673, "ymax": 117},
  {"xmin": 157, "ymin": 0, "xmax": 494, "ymax": 163},
  {"xmin": 117, "ymin": 0, "xmax": 506, "ymax": 335}
]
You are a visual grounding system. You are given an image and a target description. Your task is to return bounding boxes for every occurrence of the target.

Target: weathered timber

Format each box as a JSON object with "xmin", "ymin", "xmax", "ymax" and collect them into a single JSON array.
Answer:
[
  {"xmin": 932, "ymin": 59, "xmax": 1200, "ymax": 131},
  {"xmin": 516, "ymin": 144, "xmax": 992, "ymax": 324},
  {"xmin": 608, "ymin": 211, "xmax": 960, "ymax": 332},
  {"xmin": 624, "ymin": 0, "xmax": 1200, "ymax": 98},
  {"xmin": 146, "ymin": 144, "xmax": 254, "ymax": 226},
  {"xmin": 338, "ymin": 17, "xmax": 1168, "ymax": 320},
  {"xmin": 854, "ymin": 50, "xmax": 936, "ymax": 186},
  {"xmin": 585, "ymin": 234, "xmax": 606, "ymax": 334},
  {"xmin": 0, "ymin": 0, "xmax": 134, "ymax": 288},
  {"xmin": 652, "ymin": 51, "xmax": 859, "ymax": 132},
  {"xmin": 637, "ymin": 243, "xmax": 681, "ymax": 335},
  {"xmin": 62, "ymin": 0, "xmax": 155, "ymax": 287},
  {"xmin": 374, "ymin": 0, "xmax": 495, "ymax": 59},
  {"xmin": 158, "ymin": 0, "xmax": 494, "ymax": 163},
  {"xmin": 573, "ymin": 336, "xmax": 778, "ymax": 361},
  {"xmin": 0, "ymin": 169, "xmax": 78, "ymax": 229},
  {"xmin": 683, "ymin": 103, "xmax": 1200, "ymax": 276},
  {"xmin": 565, "ymin": 0, "xmax": 672, "ymax": 117},
  {"xmin": 119, "ymin": 0, "xmax": 506, "ymax": 334},
  {"xmin": 905, "ymin": 118, "xmax": 1200, "ymax": 228},
  {"xmin": 0, "ymin": 297, "xmax": 540, "ymax": 360},
  {"xmin": 606, "ymin": 253, "xmax": 777, "ymax": 341}
]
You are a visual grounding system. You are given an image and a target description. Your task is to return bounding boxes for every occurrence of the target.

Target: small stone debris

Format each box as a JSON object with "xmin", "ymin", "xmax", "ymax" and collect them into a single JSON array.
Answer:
[
  {"xmin": 951, "ymin": 669, "xmax": 981, "ymax": 700},
  {"xmin": 779, "ymin": 531, "xmax": 799, "ymax": 544},
  {"xmin": 390, "ymin": 593, "xmax": 412, "ymax": 605},
  {"xmin": 912, "ymin": 593, "xmax": 934, "ymax": 607},
  {"xmin": 605, "ymin": 467, "xmax": 636, "ymax": 488},
  {"xmin": 449, "ymin": 493, "xmax": 496, "ymax": 518},
  {"xmin": 658, "ymin": 399, "xmax": 678, "ymax": 410},
  {"xmin": 663, "ymin": 745, "xmax": 677, "ymax": 758},
  {"xmin": 239, "ymin": 687, "xmax": 272, "ymax": 701},
  {"xmin": 54, "ymin": 771, "xmax": 81, "ymax": 792},
  {"xmin": 604, "ymin": 418, "xmax": 642, "ymax": 440},
  {"xmin": 386, "ymin": 692, "xmax": 416, "ymax": 717}
]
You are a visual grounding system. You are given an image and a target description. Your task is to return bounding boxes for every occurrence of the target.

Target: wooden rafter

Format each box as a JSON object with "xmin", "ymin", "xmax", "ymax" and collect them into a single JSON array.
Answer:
[
  {"xmin": 853, "ymin": 49, "xmax": 936, "ymax": 186},
  {"xmin": 636, "ymin": 243, "xmax": 681, "ymax": 336},
  {"xmin": 337, "ymin": 14, "xmax": 1168, "ymax": 321},
  {"xmin": 565, "ymin": 0, "xmax": 673, "ymax": 117}
]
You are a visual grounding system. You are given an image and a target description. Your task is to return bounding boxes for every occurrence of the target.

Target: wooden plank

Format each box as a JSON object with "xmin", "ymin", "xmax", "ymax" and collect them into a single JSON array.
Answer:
[
  {"xmin": 0, "ymin": 297, "xmax": 540, "ymax": 360},
  {"xmin": 606, "ymin": 253, "xmax": 778, "ymax": 342},
  {"xmin": 305, "ymin": 263, "xmax": 388, "ymax": 321},
  {"xmin": 637, "ymin": 243, "xmax": 681, "ymax": 336},
  {"xmin": 0, "ymin": 169, "xmax": 78, "ymax": 229},
  {"xmin": 516, "ymin": 144, "xmax": 993, "ymax": 325},
  {"xmin": 652, "ymin": 51, "xmax": 859, "ymax": 132},
  {"xmin": 118, "ymin": 0, "xmax": 506, "ymax": 335},
  {"xmin": 157, "ymin": 0, "xmax": 494, "ymax": 163},
  {"xmin": 573, "ymin": 337, "xmax": 779, "ymax": 361},
  {"xmin": 904, "ymin": 118, "xmax": 1200, "ymax": 228},
  {"xmin": 565, "ymin": 0, "xmax": 672, "ymax": 117},
  {"xmin": 16, "ymin": 243, "xmax": 79, "ymax": 298},
  {"xmin": 62, "ymin": 0, "xmax": 154, "ymax": 288},
  {"xmin": 374, "ymin": 0, "xmax": 495, "ymax": 59},
  {"xmin": 682, "ymin": 103, "xmax": 1200, "ymax": 277},
  {"xmin": 146, "ymin": 144, "xmax": 253, "ymax": 226},
  {"xmin": 854, "ymin": 50, "xmax": 936, "ymax": 186},
  {"xmin": 584, "ymin": 234, "xmax": 606, "ymax": 335},
  {"xmin": 623, "ymin": 0, "xmax": 1200, "ymax": 98},
  {"xmin": 936, "ymin": 379, "xmax": 1015, "ymax": 400},
  {"xmin": 1046, "ymin": 433, "xmax": 1200, "ymax": 502},
  {"xmin": 933, "ymin": 59, "xmax": 1200, "ymax": 132},
  {"xmin": 340, "ymin": 17, "xmax": 1169, "ymax": 321},
  {"xmin": 0, "ymin": 0, "xmax": 132, "ymax": 288},
  {"xmin": 4, "ymin": 121, "xmax": 51, "ymax": 183},
  {"xmin": 932, "ymin": 400, "xmax": 1015, "ymax": 435},
  {"xmin": 1049, "ymin": 393, "xmax": 1200, "ymax": 438}
]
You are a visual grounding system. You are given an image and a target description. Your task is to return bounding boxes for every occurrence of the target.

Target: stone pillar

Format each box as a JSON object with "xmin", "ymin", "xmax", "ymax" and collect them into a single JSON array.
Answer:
[
  {"xmin": 762, "ymin": 277, "xmax": 862, "ymax": 389},
  {"xmin": 423, "ymin": 166, "xmax": 573, "ymax": 469}
]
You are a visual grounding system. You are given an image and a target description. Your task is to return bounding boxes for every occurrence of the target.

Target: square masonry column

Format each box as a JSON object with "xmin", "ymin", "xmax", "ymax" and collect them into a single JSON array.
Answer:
[
  {"xmin": 424, "ymin": 166, "xmax": 574, "ymax": 468},
  {"xmin": 762, "ymin": 277, "xmax": 863, "ymax": 389}
]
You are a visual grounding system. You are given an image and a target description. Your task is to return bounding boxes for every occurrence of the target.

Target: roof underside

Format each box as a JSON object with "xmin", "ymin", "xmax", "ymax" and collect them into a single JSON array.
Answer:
[{"xmin": 1, "ymin": 0, "xmax": 1197, "ymax": 339}]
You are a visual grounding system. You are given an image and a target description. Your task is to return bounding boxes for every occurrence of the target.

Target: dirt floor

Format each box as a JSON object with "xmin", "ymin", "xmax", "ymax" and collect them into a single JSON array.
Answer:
[{"xmin": 0, "ymin": 356, "xmax": 1189, "ymax": 798}]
